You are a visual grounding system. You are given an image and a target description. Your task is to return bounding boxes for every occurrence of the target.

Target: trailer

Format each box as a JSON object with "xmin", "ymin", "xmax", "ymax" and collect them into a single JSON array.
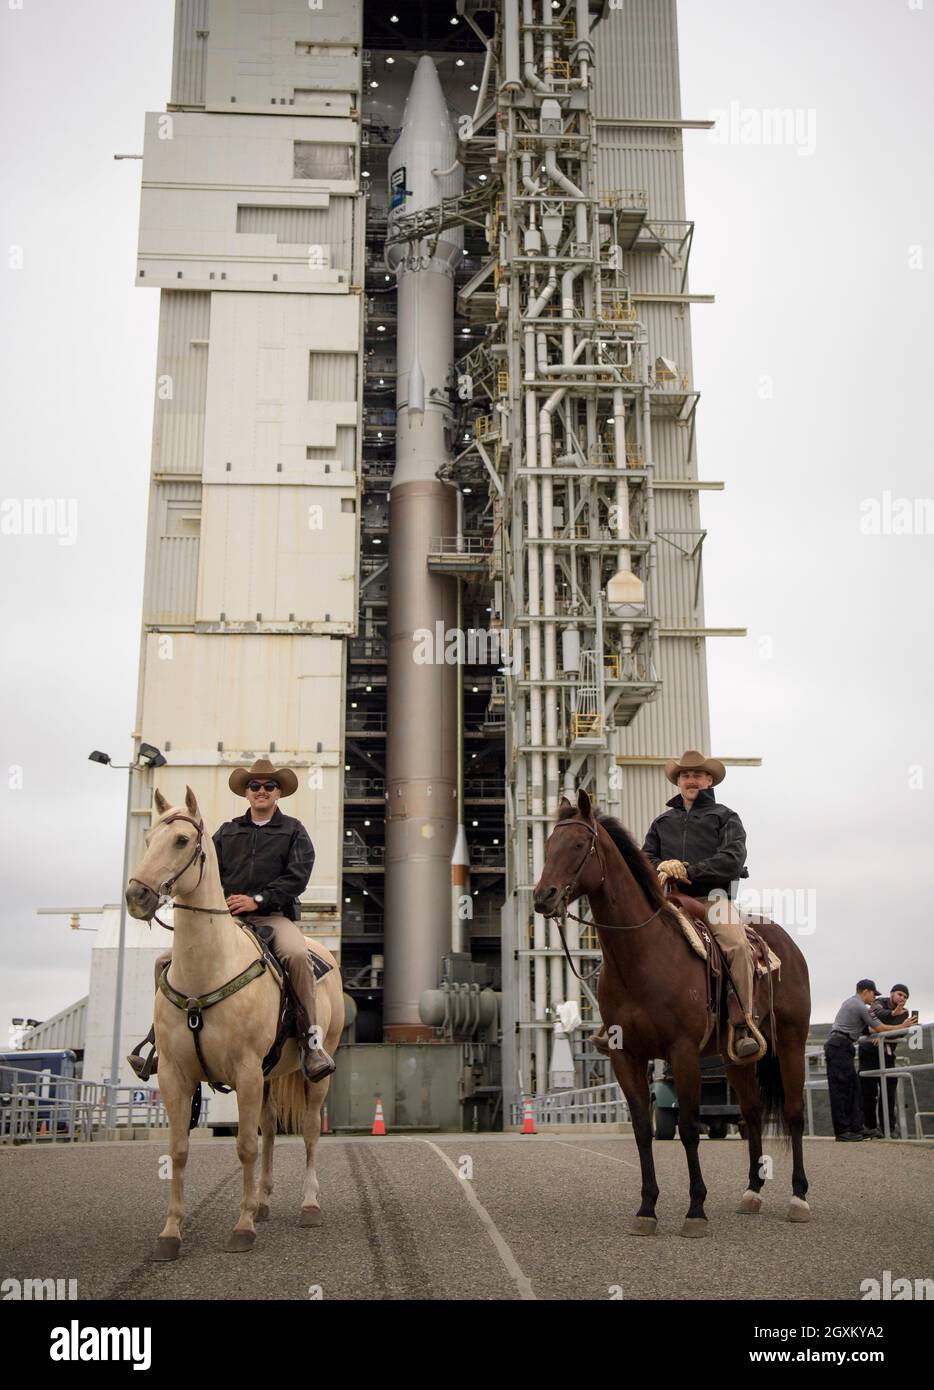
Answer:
[{"xmin": 650, "ymin": 1055, "xmax": 743, "ymax": 1140}]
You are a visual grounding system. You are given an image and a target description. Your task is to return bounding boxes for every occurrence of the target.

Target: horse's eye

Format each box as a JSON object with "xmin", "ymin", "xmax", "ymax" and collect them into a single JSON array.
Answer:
[{"xmin": 175, "ymin": 835, "xmax": 187, "ymax": 847}]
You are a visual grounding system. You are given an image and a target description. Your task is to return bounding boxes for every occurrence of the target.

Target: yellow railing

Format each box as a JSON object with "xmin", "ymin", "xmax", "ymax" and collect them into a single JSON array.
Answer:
[
  {"xmin": 572, "ymin": 713, "xmax": 603, "ymax": 740},
  {"xmin": 601, "ymin": 300, "xmax": 637, "ymax": 323},
  {"xmin": 474, "ymin": 415, "xmax": 500, "ymax": 442},
  {"xmin": 600, "ymin": 189, "xmax": 648, "ymax": 211},
  {"xmin": 497, "ymin": 370, "xmax": 510, "ymax": 396}
]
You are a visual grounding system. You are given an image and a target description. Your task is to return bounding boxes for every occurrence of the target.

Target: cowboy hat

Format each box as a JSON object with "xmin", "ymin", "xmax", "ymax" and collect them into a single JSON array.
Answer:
[
  {"xmin": 664, "ymin": 749, "xmax": 726, "ymax": 787},
  {"xmin": 228, "ymin": 758, "xmax": 298, "ymax": 798}
]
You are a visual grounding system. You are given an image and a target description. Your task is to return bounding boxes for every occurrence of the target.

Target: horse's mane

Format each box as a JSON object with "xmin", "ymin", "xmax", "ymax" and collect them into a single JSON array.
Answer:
[{"xmin": 557, "ymin": 801, "xmax": 677, "ymax": 923}]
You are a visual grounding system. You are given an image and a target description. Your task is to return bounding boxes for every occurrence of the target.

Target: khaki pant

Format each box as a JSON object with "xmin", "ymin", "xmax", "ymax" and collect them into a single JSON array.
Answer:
[
  {"xmin": 155, "ymin": 913, "xmax": 318, "ymax": 1025},
  {"xmin": 700, "ymin": 895, "xmax": 755, "ymax": 1020}
]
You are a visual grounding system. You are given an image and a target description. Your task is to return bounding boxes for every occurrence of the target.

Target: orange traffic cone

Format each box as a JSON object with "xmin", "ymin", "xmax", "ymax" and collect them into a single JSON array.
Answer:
[
  {"xmin": 371, "ymin": 1097, "xmax": 387, "ymax": 1136},
  {"xmin": 520, "ymin": 1095, "xmax": 536, "ymax": 1135},
  {"xmin": 321, "ymin": 1103, "xmax": 330, "ymax": 1136}
]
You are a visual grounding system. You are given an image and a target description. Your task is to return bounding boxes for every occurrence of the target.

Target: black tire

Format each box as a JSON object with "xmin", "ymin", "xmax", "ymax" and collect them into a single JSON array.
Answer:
[
  {"xmin": 707, "ymin": 1119, "xmax": 728, "ymax": 1140},
  {"xmin": 655, "ymin": 1106, "xmax": 678, "ymax": 1140}
]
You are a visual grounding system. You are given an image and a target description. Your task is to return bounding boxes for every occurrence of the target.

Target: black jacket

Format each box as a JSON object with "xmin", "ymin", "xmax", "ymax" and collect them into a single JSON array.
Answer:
[
  {"xmin": 642, "ymin": 788, "xmax": 748, "ymax": 898},
  {"xmin": 213, "ymin": 807, "xmax": 315, "ymax": 921}
]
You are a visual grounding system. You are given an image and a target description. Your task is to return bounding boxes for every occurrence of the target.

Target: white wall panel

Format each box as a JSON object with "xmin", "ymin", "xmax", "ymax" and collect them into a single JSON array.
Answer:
[
  {"xmin": 196, "ymin": 483, "xmax": 356, "ymax": 625},
  {"xmin": 138, "ymin": 630, "xmax": 343, "ymax": 904},
  {"xmin": 202, "ymin": 290, "xmax": 360, "ymax": 480},
  {"xmin": 205, "ymin": 0, "xmax": 362, "ymax": 112},
  {"xmin": 137, "ymin": 112, "xmax": 358, "ymax": 291}
]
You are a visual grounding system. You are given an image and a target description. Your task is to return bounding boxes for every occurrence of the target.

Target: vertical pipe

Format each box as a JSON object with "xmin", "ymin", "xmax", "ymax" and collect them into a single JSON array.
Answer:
[
  {"xmin": 503, "ymin": 0, "xmax": 522, "ymax": 93},
  {"xmin": 109, "ymin": 760, "xmax": 136, "ymax": 1131},
  {"xmin": 612, "ymin": 387, "xmax": 630, "ymax": 572}
]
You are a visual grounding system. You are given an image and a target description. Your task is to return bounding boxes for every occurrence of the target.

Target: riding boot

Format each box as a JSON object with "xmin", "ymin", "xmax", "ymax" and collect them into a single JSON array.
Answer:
[{"xmin": 291, "ymin": 989, "xmax": 336, "ymax": 1084}]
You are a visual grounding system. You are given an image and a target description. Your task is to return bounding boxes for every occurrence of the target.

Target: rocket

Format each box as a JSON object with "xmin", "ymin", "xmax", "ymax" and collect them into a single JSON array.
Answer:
[{"xmin": 382, "ymin": 57, "xmax": 464, "ymax": 1040}]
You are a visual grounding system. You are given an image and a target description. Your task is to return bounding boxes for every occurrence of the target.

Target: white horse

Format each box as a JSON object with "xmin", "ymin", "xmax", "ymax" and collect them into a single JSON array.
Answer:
[{"xmin": 125, "ymin": 786, "xmax": 344, "ymax": 1260}]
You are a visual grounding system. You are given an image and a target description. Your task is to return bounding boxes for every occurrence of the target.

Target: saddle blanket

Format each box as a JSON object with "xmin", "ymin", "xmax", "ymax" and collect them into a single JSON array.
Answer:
[{"xmin": 671, "ymin": 904, "xmax": 781, "ymax": 974}]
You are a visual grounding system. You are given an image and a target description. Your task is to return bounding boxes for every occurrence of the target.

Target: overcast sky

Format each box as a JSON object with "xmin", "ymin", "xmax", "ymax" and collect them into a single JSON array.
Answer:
[{"xmin": 1, "ymin": 0, "xmax": 931, "ymax": 1038}]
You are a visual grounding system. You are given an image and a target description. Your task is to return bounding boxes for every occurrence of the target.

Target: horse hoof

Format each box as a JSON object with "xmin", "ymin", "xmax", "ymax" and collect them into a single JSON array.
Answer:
[
  {"xmin": 255, "ymin": 1203, "xmax": 270, "ymax": 1222},
  {"xmin": 626, "ymin": 1216, "xmax": 658, "ymax": 1237},
  {"xmin": 786, "ymin": 1197, "xmax": 811, "ymax": 1224},
  {"xmin": 151, "ymin": 1236, "xmax": 181, "ymax": 1262},
  {"xmin": 224, "ymin": 1229, "xmax": 256, "ymax": 1252},
  {"xmin": 300, "ymin": 1206, "xmax": 323, "ymax": 1228},
  {"xmin": 680, "ymin": 1218, "xmax": 710, "ymax": 1238},
  {"xmin": 737, "ymin": 1190, "xmax": 762, "ymax": 1215}
]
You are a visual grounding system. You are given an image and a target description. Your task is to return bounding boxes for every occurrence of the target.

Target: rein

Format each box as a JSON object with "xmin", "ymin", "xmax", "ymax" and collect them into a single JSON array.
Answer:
[
  {"xmin": 129, "ymin": 813, "xmax": 228, "ymax": 927},
  {"xmin": 547, "ymin": 819, "xmax": 669, "ymax": 983},
  {"xmin": 135, "ymin": 811, "xmax": 269, "ymax": 1091}
]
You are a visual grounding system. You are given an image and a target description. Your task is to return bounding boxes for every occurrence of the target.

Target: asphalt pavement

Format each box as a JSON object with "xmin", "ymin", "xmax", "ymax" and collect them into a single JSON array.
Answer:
[{"xmin": 1, "ymin": 1132, "xmax": 931, "ymax": 1301}]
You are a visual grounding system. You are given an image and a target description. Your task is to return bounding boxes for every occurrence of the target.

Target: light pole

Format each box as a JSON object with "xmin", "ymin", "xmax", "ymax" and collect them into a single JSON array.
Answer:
[{"xmin": 89, "ymin": 742, "xmax": 166, "ymax": 1131}]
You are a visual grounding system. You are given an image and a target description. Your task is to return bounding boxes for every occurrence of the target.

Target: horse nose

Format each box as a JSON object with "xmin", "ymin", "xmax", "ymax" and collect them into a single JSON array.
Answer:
[
  {"xmin": 534, "ymin": 885, "xmax": 559, "ymax": 916},
  {"xmin": 125, "ymin": 882, "xmax": 156, "ymax": 919}
]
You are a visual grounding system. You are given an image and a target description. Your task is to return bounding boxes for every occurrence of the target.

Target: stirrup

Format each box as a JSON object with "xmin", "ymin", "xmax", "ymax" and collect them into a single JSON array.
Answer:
[
  {"xmin": 727, "ymin": 1017, "xmax": 766, "ymax": 1064},
  {"xmin": 127, "ymin": 1025, "xmax": 158, "ymax": 1080}
]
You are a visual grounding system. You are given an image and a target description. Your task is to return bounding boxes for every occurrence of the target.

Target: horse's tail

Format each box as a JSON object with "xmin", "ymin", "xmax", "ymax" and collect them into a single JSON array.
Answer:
[
  {"xmin": 756, "ymin": 1044, "xmax": 787, "ymax": 1138},
  {"xmin": 270, "ymin": 1072, "xmax": 307, "ymax": 1135}
]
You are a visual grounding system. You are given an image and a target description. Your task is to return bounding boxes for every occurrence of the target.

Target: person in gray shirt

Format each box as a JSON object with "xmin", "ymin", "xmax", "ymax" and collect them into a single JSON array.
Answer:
[{"xmin": 824, "ymin": 980, "xmax": 915, "ymax": 1140}]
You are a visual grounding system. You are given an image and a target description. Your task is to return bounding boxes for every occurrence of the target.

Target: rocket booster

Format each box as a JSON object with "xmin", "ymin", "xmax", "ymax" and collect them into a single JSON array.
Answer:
[{"xmin": 383, "ymin": 58, "xmax": 464, "ymax": 1040}]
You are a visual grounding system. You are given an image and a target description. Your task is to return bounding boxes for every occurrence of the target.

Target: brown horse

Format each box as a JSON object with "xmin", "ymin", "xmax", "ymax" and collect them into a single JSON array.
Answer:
[{"xmin": 533, "ymin": 790, "xmax": 811, "ymax": 1236}]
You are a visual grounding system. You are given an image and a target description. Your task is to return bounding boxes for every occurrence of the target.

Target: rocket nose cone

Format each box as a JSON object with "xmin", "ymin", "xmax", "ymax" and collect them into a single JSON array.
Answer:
[{"xmin": 402, "ymin": 54, "xmax": 452, "ymax": 131}]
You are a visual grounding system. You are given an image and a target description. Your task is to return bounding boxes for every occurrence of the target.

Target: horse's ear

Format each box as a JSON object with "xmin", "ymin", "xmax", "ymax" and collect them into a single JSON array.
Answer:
[
  {"xmin": 184, "ymin": 785, "xmax": 200, "ymax": 818},
  {"xmin": 559, "ymin": 795, "xmax": 573, "ymax": 811},
  {"xmin": 577, "ymin": 788, "xmax": 593, "ymax": 821},
  {"xmin": 153, "ymin": 789, "xmax": 170, "ymax": 817}
]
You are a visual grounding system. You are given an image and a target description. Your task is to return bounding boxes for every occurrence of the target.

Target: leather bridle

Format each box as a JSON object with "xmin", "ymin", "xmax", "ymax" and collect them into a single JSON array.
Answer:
[
  {"xmin": 548, "ymin": 819, "xmax": 606, "ymax": 916},
  {"xmin": 128, "ymin": 813, "xmax": 227, "ymax": 922},
  {"xmin": 547, "ymin": 818, "xmax": 665, "ymax": 932},
  {"xmin": 542, "ymin": 817, "xmax": 668, "ymax": 982}
]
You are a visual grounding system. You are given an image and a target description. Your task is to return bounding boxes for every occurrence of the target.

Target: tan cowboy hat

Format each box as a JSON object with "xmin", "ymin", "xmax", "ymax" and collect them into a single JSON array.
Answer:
[
  {"xmin": 664, "ymin": 749, "xmax": 726, "ymax": 787},
  {"xmin": 228, "ymin": 758, "xmax": 298, "ymax": 798}
]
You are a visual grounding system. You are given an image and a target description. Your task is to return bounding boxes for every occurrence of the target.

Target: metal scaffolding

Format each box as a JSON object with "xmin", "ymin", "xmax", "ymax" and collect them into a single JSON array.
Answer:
[{"xmin": 452, "ymin": 0, "xmax": 663, "ymax": 1099}]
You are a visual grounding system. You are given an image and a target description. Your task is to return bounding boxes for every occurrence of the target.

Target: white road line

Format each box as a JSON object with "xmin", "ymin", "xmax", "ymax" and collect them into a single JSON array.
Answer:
[
  {"xmin": 417, "ymin": 1139, "xmax": 536, "ymax": 1300},
  {"xmin": 544, "ymin": 1137, "xmax": 641, "ymax": 1170}
]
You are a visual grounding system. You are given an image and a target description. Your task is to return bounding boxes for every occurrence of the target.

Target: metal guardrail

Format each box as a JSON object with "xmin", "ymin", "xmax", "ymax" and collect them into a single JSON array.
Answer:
[
  {"xmin": 804, "ymin": 1022, "xmax": 934, "ymax": 1140},
  {"xmin": 511, "ymin": 1082, "xmax": 630, "ymax": 1128},
  {"xmin": 511, "ymin": 1023, "xmax": 934, "ymax": 1138},
  {"xmin": 344, "ymin": 776, "xmax": 385, "ymax": 797},
  {"xmin": 428, "ymin": 535, "xmax": 493, "ymax": 555},
  {"xmin": 346, "ymin": 711, "xmax": 387, "ymax": 731},
  {"xmin": 464, "ymin": 778, "xmax": 505, "ymax": 798},
  {"xmin": 0, "ymin": 1067, "xmax": 211, "ymax": 1144}
]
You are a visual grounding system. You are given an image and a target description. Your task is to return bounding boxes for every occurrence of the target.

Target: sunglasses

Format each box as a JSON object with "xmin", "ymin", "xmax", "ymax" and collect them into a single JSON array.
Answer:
[{"xmin": 247, "ymin": 781, "xmax": 279, "ymax": 792}]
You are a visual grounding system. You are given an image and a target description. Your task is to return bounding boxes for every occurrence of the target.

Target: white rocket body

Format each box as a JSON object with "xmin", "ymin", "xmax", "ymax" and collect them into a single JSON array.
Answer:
[{"xmin": 383, "ymin": 58, "xmax": 464, "ymax": 1039}]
